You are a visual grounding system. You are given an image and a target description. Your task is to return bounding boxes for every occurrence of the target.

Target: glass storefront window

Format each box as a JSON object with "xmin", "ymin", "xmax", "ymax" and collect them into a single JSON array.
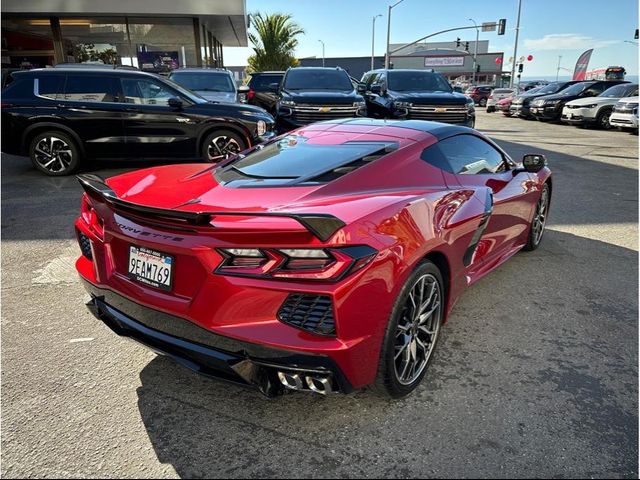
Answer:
[
  {"xmin": 127, "ymin": 17, "xmax": 197, "ymax": 72},
  {"xmin": 1, "ymin": 18, "xmax": 56, "ymax": 69},
  {"xmin": 59, "ymin": 18, "xmax": 129, "ymax": 66}
]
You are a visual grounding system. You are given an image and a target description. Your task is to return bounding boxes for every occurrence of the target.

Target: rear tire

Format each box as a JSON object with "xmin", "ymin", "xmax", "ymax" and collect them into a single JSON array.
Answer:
[
  {"xmin": 202, "ymin": 129, "xmax": 247, "ymax": 163},
  {"xmin": 373, "ymin": 261, "xmax": 444, "ymax": 398},
  {"xmin": 29, "ymin": 131, "xmax": 80, "ymax": 176},
  {"xmin": 479, "ymin": 98, "xmax": 487, "ymax": 107}
]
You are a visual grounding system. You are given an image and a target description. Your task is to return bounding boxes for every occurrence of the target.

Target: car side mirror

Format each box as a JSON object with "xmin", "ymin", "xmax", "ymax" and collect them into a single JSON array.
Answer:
[
  {"xmin": 269, "ymin": 82, "xmax": 280, "ymax": 93},
  {"xmin": 168, "ymin": 97, "xmax": 183, "ymax": 109},
  {"xmin": 522, "ymin": 154, "xmax": 547, "ymax": 173},
  {"xmin": 357, "ymin": 83, "xmax": 366, "ymax": 94},
  {"xmin": 370, "ymin": 84, "xmax": 382, "ymax": 95}
]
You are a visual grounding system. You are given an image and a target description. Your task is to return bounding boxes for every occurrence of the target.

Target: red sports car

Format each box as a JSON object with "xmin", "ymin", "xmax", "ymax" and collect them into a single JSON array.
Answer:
[{"xmin": 75, "ymin": 119, "xmax": 552, "ymax": 398}]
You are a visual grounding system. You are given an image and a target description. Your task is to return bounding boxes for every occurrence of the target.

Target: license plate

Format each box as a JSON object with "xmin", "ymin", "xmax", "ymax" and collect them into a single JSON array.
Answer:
[{"xmin": 128, "ymin": 246, "xmax": 173, "ymax": 291}]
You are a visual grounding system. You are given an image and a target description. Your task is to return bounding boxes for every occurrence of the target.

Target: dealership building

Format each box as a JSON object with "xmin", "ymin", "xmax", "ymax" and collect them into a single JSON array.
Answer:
[
  {"xmin": 298, "ymin": 40, "xmax": 507, "ymax": 85},
  {"xmin": 1, "ymin": 0, "xmax": 248, "ymax": 71}
]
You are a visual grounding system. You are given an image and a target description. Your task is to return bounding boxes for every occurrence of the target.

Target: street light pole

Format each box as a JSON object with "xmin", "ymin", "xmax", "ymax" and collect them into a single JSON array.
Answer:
[
  {"xmin": 556, "ymin": 55, "xmax": 562, "ymax": 81},
  {"xmin": 469, "ymin": 18, "xmax": 479, "ymax": 86},
  {"xmin": 372, "ymin": 14, "xmax": 382, "ymax": 70},
  {"xmin": 318, "ymin": 39, "xmax": 325, "ymax": 67},
  {"xmin": 385, "ymin": 0, "xmax": 405, "ymax": 69},
  {"xmin": 510, "ymin": 0, "xmax": 522, "ymax": 88}
]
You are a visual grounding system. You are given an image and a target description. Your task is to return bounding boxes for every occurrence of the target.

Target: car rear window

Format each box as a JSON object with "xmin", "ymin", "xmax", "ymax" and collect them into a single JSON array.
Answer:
[
  {"xmin": 249, "ymin": 74, "xmax": 283, "ymax": 90},
  {"xmin": 217, "ymin": 135, "xmax": 398, "ymax": 185},
  {"xmin": 170, "ymin": 72, "xmax": 235, "ymax": 93}
]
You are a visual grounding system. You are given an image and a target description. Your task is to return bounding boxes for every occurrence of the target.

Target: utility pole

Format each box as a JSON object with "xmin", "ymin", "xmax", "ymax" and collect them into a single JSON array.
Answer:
[
  {"xmin": 469, "ymin": 18, "xmax": 479, "ymax": 86},
  {"xmin": 556, "ymin": 55, "xmax": 562, "ymax": 81},
  {"xmin": 372, "ymin": 14, "xmax": 382, "ymax": 70},
  {"xmin": 318, "ymin": 39, "xmax": 325, "ymax": 67},
  {"xmin": 510, "ymin": 0, "xmax": 522, "ymax": 88},
  {"xmin": 385, "ymin": 0, "xmax": 405, "ymax": 69}
]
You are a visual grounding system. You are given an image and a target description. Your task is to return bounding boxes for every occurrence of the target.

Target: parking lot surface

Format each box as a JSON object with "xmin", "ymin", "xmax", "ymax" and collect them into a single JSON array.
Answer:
[{"xmin": 2, "ymin": 112, "xmax": 638, "ymax": 478}]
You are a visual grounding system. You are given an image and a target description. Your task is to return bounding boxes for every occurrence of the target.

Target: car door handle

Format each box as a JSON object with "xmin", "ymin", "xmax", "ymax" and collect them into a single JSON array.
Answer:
[{"xmin": 124, "ymin": 107, "xmax": 140, "ymax": 112}]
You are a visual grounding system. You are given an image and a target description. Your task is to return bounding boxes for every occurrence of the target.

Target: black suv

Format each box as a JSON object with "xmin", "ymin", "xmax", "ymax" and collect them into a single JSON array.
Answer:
[
  {"xmin": 246, "ymin": 71, "xmax": 285, "ymax": 114},
  {"xmin": 360, "ymin": 69, "xmax": 475, "ymax": 127},
  {"xmin": 1, "ymin": 68, "xmax": 275, "ymax": 175},
  {"xmin": 274, "ymin": 67, "xmax": 367, "ymax": 132},
  {"xmin": 530, "ymin": 80, "xmax": 629, "ymax": 121},
  {"xmin": 510, "ymin": 81, "xmax": 582, "ymax": 118}
]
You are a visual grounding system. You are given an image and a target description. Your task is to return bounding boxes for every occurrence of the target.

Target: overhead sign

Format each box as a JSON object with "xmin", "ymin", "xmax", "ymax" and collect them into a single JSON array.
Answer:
[
  {"xmin": 482, "ymin": 22, "xmax": 496, "ymax": 32},
  {"xmin": 424, "ymin": 56, "xmax": 465, "ymax": 67}
]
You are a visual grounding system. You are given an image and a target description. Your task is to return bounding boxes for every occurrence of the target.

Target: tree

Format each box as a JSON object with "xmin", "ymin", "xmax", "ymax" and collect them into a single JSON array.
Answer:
[{"xmin": 247, "ymin": 13, "xmax": 304, "ymax": 73}]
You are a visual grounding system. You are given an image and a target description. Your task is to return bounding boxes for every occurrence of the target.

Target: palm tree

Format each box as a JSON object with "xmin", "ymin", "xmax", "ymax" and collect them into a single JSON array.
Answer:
[{"xmin": 247, "ymin": 13, "xmax": 304, "ymax": 72}]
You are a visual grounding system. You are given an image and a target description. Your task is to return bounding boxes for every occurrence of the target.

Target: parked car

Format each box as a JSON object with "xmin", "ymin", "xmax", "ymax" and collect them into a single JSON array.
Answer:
[
  {"xmin": 466, "ymin": 85, "xmax": 494, "ymax": 107},
  {"xmin": 530, "ymin": 80, "xmax": 628, "ymax": 122},
  {"xmin": 561, "ymin": 83, "xmax": 638, "ymax": 129},
  {"xmin": 610, "ymin": 96, "xmax": 639, "ymax": 133},
  {"xmin": 486, "ymin": 88, "xmax": 515, "ymax": 112},
  {"xmin": 1, "ymin": 68, "xmax": 275, "ymax": 175},
  {"xmin": 246, "ymin": 71, "xmax": 285, "ymax": 114},
  {"xmin": 361, "ymin": 69, "xmax": 475, "ymax": 127},
  {"xmin": 510, "ymin": 81, "xmax": 582, "ymax": 118},
  {"xmin": 274, "ymin": 67, "xmax": 367, "ymax": 132},
  {"xmin": 75, "ymin": 118, "xmax": 552, "ymax": 398},
  {"xmin": 168, "ymin": 68, "xmax": 240, "ymax": 103},
  {"xmin": 497, "ymin": 96, "xmax": 514, "ymax": 116}
]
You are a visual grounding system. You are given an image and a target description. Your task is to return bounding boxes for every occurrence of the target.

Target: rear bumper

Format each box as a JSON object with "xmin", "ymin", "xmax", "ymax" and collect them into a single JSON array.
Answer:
[{"xmin": 82, "ymin": 279, "xmax": 354, "ymax": 396}]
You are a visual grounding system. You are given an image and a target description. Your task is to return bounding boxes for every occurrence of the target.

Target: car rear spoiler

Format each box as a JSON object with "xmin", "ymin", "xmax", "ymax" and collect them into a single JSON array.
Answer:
[{"xmin": 76, "ymin": 174, "xmax": 346, "ymax": 242}]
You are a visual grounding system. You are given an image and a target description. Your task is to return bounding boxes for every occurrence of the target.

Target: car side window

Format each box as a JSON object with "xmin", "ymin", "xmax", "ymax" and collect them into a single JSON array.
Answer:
[
  {"xmin": 583, "ymin": 83, "xmax": 607, "ymax": 96},
  {"xmin": 427, "ymin": 135, "xmax": 507, "ymax": 175},
  {"xmin": 35, "ymin": 75, "xmax": 65, "ymax": 100},
  {"xmin": 62, "ymin": 75, "xmax": 118, "ymax": 103},
  {"xmin": 120, "ymin": 78, "xmax": 176, "ymax": 106}
]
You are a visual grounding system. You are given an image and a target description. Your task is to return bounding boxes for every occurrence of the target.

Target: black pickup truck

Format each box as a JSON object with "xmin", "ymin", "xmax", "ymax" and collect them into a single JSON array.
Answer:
[
  {"xmin": 274, "ymin": 67, "xmax": 367, "ymax": 132},
  {"xmin": 360, "ymin": 69, "xmax": 475, "ymax": 127}
]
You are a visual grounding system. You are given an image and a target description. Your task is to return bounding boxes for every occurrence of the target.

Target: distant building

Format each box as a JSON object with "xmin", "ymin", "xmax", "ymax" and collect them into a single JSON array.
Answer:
[
  {"xmin": 298, "ymin": 56, "xmax": 385, "ymax": 81},
  {"xmin": 1, "ymin": 0, "xmax": 247, "ymax": 69}
]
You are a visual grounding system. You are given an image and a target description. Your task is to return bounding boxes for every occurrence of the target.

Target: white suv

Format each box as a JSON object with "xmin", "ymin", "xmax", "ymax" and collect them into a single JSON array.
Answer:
[
  {"xmin": 610, "ymin": 96, "xmax": 639, "ymax": 132},
  {"xmin": 561, "ymin": 84, "xmax": 638, "ymax": 129}
]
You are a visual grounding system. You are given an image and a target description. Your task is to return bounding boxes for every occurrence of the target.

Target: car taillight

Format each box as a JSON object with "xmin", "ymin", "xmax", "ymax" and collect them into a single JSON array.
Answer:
[
  {"xmin": 247, "ymin": 88, "xmax": 255, "ymax": 100},
  {"xmin": 216, "ymin": 246, "xmax": 377, "ymax": 282},
  {"xmin": 80, "ymin": 194, "xmax": 104, "ymax": 239},
  {"xmin": 1, "ymin": 102, "xmax": 13, "ymax": 109}
]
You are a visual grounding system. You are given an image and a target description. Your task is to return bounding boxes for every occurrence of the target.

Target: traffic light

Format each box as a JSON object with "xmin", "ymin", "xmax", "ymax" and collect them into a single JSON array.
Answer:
[
  {"xmin": 464, "ymin": 41, "xmax": 469, "ymax": 51},
  {"xmin": 498, "ymin": 19, "xmax": 507, "ymax": 35},
  {"xmin": 476, "ymin": 64, "xmax": 481, "ymax": 73},
  {"xmin": 456, "ymin": 37, "xmax": 461, "ymax": 48},
  {"xmin": 635, "ymin": 29, "xmax": 639, "ymax": 40},
  {"xmin": 518, "ymin": 63, "xmax": 524, "ymax": 73}
]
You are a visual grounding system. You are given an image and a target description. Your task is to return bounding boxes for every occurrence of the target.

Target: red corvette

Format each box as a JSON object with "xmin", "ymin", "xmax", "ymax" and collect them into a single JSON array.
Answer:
[{"xmin": 75, "ymin": 119, "xmax": 551, "ymax": 398}]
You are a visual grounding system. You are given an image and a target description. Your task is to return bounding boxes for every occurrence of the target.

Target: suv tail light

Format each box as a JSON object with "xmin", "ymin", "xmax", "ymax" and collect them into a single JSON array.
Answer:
[
  {"xmin": 247, "ymin": 88, "xmax": 255, "ymax": 100},
  {"xmin": 216, "ymin": 246, "xmax": 377, "ymax": 281}
]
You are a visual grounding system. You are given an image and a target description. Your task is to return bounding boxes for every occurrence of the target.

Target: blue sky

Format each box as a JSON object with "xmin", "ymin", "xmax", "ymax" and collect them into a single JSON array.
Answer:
[{"xmin": 223, "ymin": 0, "xmax": 639, "ymax": 78}]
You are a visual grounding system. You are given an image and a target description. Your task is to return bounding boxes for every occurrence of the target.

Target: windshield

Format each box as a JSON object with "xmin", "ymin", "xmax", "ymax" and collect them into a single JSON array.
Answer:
[
  {"xmin": 169, "ymin": 72, "xmax": 235, "ymax": 93},
  {"xmin": 283, "ymin": 69, "xmax": 353, "ymax": 91},
  {"xmin": 532, "ymin": 82, "xmax": 565, "ymax": 95},
  {"xmin": 560, "ymin": 82, "xmax": 593, "ymax": 96},
  {"xmin": 600, "ymin": 84, "xmax": 638, "ymax": 98},
  {"xmin": 389, "ymin": 71, "xmax": 452, "ymax": 92},
  {"xmin": 226, "ymin": 135, "xmax": 395, "ymax": 180},
  {"xmin": 159, "ymin": 76, "xmax": 208, "ymax": 104}
]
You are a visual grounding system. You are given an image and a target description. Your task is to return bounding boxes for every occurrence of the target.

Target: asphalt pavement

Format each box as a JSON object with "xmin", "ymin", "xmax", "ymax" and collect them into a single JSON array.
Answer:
[{"xmin": 1, "ymin": 111, "xmax": 638, "ymax": 478}]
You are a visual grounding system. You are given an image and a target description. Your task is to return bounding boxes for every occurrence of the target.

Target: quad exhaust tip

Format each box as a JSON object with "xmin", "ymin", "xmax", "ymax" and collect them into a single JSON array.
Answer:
[{"xmin": 277, "ymin": 371, "xmax": 333, "ymax": 395}]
